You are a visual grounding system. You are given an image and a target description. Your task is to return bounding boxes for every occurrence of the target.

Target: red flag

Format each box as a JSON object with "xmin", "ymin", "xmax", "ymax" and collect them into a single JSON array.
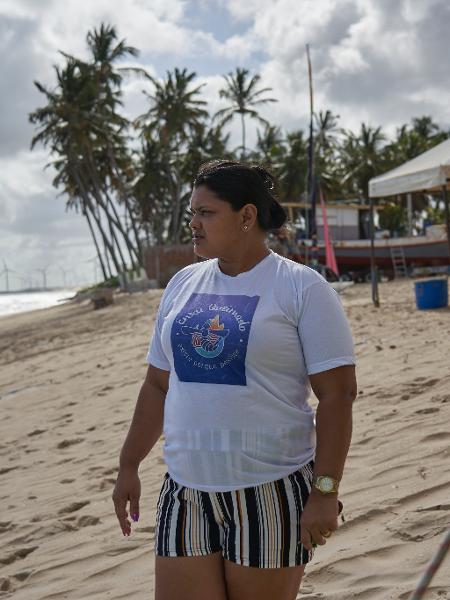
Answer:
[{"xmin": 319, "ymin": 188, "xmax": 339, "ymax": 276}]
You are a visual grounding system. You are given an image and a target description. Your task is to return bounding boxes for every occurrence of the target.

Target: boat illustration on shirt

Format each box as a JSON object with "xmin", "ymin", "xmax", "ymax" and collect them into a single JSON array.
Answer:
[{"xmin": 181, "ymin": 315, "xmax": 230, "ymax": 358}]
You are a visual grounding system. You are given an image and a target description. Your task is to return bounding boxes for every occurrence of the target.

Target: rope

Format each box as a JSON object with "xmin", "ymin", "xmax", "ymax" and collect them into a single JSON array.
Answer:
[{"xmin": 409, "ymin": 529, "xmax": 450, "ymax": 600}]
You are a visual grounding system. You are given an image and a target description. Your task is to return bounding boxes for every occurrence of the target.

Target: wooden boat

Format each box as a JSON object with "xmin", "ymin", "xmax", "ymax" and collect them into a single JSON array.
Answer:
[
  {"xmin": 279, "ymin": 202, "xmax": 449, "ymax": 279},
  {"xmin": 318, "ymin": 236, "xmax": 449, "ymax": 269}
]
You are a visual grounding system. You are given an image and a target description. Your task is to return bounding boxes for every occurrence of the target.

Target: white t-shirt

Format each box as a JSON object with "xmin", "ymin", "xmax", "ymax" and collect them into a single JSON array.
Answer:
[{"xmin": 147, "ymin": 250, "xmax": 356, "ymax": 492}]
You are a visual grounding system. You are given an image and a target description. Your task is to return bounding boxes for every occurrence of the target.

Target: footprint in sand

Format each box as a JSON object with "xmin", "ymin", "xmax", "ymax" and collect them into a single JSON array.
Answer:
[
  {"xmin": 374, "ymin": 410, "xmax": 398, "ymax": 422},
  {"xmin": 136, "ymin": 525, "xmax": 155, "ymax": 534},
  {"xmin": 386, "ymin": 511, "xmax": 449, "ymax": 542},
  {"xmin": 56, "ymin": 438, "xmax": 84, "ymax": 449},
  {"xmin": 27, "ymin": 429, "xmax": 47, "ymax": 437},
  {"xmin": 0, "ymin": 521, "xmax": 16, "ymax": 533},
  {"xmin": 417, "ymin": 503, "xmax": 450, "ymax": 512},
  {"xmin": 355, "ymin": 435, "xmax": 375, "ymax": 446},
  {"xmin": 106, "ymin": 544, "xmax": 141, "ymax": 557},
  {"xmin": 90, "ymin": 477, "xmax": 116, "ymax": 492},
  {"xmin": 57, "ymin": 500, "xmax": 90, "ymax": 515},
  {"xmin": 415, "ymin": 407, "xmax": 440, "ymax": 415},
  {"xmin": 56, "ymin": 457, "xmax": 74, "ymax": 465},
  {"xmin": 421, "ymin": 431, "xmax": 450, "ymax": 443},
  {"xmin": 413, "ymin": 377, "xmax": 439, "ymax": 387},
  {"xmin": 77, "ymin": 515, "xmax": 100, "ymax": 527},
  {"xmin": 103, "ymin": 467, "xmax": 118, "ymax": 476},
  {"xmin": 431, "ymin": 394, "xmax": 450, "ymax": 404},
  {"xmin": 0, "ymin": 466, "xmax": 20, "ymax": 475},
  {"xmin": 0, "ymin": 576, "xmax": 12, "ymax": 592},
  {"xmin": 30, "ymin": 516, "xmax": 41, "ymax": 523},
  {"xmin": 0, "ymin": 546, "xmax": 37, "ymax": 566},
  {"xmin": 13, "ymin": 570, "xmax": 32, "ymax": 583}
]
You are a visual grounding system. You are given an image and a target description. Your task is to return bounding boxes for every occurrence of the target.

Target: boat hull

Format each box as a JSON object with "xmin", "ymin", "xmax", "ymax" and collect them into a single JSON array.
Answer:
[{"xmin": 318, "ymin": 238, "xmax": 449, "ymax": 269}]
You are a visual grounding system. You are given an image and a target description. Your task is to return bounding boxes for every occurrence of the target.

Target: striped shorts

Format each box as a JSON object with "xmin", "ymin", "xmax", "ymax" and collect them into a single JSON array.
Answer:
[{"xmin": 154, "ymin": 461, "xmax": 315, "ymax": 569}]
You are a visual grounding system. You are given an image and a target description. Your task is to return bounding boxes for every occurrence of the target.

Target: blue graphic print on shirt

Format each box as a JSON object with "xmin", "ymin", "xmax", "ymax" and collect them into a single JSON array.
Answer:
[{"xmin": 171, "ymin": 293, "xmax": 260, "ymax": 385}]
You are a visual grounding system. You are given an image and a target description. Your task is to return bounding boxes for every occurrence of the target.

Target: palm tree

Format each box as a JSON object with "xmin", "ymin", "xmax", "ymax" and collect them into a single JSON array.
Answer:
[
  {"xmin": 215, "ymin": 67, "xmax": 277, "ymax": 157},
  {"xmin": 339, "ymin": 123, "xmax": 386, "ymax": 201},
  {"xmin": 277, "ymin": 130, "xmax": 309, "ymax": 204},
  {"xmin": 314, "ymin": 110, "xmax": 341, "ymax": 197},
  {"xmin": 411, "ymin": 116, "xmax": 444, "ymax": 143},
  {"xmin": 315, "ymin": 110, "xmax": 340, "ymax": 156},
  {"xmin": 137, "ymin": 68, "xmax": 208, "ymax": 143},
  {"xmin": 30, "ymin": 25, "xmax": 143, "ymax": 282},
  {"xmin": 136, "ymin": 68, "xmax": 209, "ymax": 243},
  {"xmin": 252, "ymin": 124, "xmax": 285, "ymax": 171}
]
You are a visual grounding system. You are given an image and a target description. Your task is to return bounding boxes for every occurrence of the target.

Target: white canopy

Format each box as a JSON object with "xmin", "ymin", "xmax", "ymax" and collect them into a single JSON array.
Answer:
[{"xmin": 369, "ymin": 138, "xmax": 450, "ymax": 198}]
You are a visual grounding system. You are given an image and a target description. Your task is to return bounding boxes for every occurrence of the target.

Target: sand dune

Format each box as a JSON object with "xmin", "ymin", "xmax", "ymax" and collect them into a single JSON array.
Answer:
[{"xmin": 0, "ymin": 280, "xmax": 449, "ymax": 599}]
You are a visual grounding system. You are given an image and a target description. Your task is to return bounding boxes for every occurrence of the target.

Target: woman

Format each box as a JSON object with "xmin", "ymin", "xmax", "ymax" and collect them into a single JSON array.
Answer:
[{"xmin": 113, "ymin": 160, "xmax": 357, "ymax": 600}]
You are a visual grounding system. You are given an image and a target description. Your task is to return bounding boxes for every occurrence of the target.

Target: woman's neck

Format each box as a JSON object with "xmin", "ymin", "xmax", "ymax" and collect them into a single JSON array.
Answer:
[{"xmin": 217, "ymin": 245, "xmax": 270, "ymax": 277}]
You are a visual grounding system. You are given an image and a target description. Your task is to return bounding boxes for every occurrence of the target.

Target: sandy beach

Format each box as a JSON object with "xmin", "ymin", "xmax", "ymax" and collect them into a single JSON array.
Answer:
[{"xmin": 0, "ymin": 279, "xmax": 449, "ymax": 599}]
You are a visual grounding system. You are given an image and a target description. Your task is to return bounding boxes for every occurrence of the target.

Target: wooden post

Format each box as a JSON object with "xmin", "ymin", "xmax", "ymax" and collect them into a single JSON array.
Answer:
[
  {"xmin": 443, "ymin": 185, "xmax": 450, "ymax": 264},
  {"xmin": 407, "ymin": 193, "xmax": 413, "ymax": 236},
  {"xmin": 369, "ymin": 196, "xmax": 380, "ymax": 307}
]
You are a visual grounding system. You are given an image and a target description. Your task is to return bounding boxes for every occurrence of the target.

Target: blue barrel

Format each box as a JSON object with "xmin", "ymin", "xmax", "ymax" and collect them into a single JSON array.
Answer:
[{"xmin": 414, "ymin": 279, "xmax": 448, "ymax": 310}]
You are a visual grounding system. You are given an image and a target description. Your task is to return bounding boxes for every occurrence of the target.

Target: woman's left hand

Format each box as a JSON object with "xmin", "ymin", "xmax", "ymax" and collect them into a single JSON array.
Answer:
[{"xmin": 300, "ymin": 491, "xmax": 340, "ymax": 551}]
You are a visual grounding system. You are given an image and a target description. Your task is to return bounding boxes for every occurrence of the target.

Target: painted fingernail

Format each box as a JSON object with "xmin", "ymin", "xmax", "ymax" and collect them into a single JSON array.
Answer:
[{"xmin": 132, "ymin": 514, "xmax": 139, "ymax": 522}]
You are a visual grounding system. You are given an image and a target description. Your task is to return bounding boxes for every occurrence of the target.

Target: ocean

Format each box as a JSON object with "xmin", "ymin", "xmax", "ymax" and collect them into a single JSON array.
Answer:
[{"xmin": 0, "ymin": 290, "xmax": 77, "ymax": 318}]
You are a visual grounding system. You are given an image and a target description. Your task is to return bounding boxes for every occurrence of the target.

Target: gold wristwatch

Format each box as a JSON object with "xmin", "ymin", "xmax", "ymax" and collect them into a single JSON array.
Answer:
[{"xmin": 313, "ymin": 475, "xmax": 340, "ymax": 494}]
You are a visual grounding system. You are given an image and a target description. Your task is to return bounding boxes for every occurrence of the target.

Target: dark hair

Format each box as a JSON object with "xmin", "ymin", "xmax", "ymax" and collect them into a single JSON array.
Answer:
[{"xmin": 193, "ymin": 160, "xmax": 287, "ymax": 231}]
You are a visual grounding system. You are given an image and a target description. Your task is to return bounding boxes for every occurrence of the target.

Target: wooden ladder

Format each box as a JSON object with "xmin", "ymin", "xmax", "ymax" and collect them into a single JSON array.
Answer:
[{"xmin": 390, "ymin": 246, "xmax": 408, "ymax": 278}]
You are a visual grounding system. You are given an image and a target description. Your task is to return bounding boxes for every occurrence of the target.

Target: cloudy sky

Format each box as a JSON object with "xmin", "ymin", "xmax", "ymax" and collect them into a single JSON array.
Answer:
[{"xmin": 1, "ymin": 0, "xmax": 450, "ymax": 290}]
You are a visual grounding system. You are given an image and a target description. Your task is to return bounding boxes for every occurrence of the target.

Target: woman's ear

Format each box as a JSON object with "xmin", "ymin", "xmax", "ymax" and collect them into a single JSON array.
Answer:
[{"xmin": 241, "ymin": 203, "xmax": 258, "ymax": 229}]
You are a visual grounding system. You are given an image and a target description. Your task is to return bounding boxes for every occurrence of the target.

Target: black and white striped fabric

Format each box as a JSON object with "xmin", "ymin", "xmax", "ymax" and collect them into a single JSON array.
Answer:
[{"xmin": 155, "ymin": 460, "xmax": 314, "ymax": 568}]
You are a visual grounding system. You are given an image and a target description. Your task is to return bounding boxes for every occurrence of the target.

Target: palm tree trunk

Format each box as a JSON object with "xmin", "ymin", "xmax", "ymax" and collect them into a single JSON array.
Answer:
[
  {"xmin": 88, "ymin": 201, "xmax": 122, "ymax": 275},
  {"xmin": 88, "ymin": 167, "xmax": 139, "ymax": 269},
  {"xmin": 160, "ymin": 152, "xmax": 178, "ymax": 244},
  {"xmin": 106, "ymin": 208, "xmax": 129, "ymax": 273},
  {"xmin": 105, "ymin": 192, "xmax": 137, "ymax": 270},
  {"xmin": 75, "ymin": 167, "xmax": 123, "ymax": 275},
  {"xmin": 240, "ymin": 112, "xmax": 246, "ymax": 158},
  {"xmin": 106, "ymin": 143, "xmax": 144, "ymax": 264},
  {"xmin": 84, "ymin": 145, "xmax": 140, "ymax": 267},
  {"xmin": 71, "ymin": 165, "xmax": 109, "ymax": 281},
  {"xmin": 83, "ymin": 202, "xmax": 108, "ymax": 281}
]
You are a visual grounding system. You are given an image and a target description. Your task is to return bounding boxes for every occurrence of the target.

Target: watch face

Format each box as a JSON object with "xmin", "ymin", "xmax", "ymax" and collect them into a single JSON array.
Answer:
[{"xmin": 320, "ymin": 477, "xmax": 334, "ymax": 492}]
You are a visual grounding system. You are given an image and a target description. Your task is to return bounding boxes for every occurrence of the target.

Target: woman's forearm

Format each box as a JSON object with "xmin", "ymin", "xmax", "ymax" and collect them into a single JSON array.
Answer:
[
  {"xmin": 119, "ymin": 381, "xmax": 166, "ymax": 470},
  {"xmin": 313, "ymin": 395, "xmax": 354, "ymax": 482}
]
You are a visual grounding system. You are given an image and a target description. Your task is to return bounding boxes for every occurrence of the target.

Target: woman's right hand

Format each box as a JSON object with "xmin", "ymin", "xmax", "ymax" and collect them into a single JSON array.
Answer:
[{"xmin": 112, "ymin": 466, "xmax": 141, "ymax": 536}]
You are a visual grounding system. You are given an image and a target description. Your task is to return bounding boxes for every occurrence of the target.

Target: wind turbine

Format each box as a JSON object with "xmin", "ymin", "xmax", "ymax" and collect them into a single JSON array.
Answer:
[
  {"xmin": 0, "ymin": 259, "xmax": 15, "ymax": 292},
  {"xmin": 37, "ymin": 265, "xmax": 51, "ymax": 290},
  {"xmin": 58, "ymin": 264, "xmax": 72, "ymax": 288}
]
